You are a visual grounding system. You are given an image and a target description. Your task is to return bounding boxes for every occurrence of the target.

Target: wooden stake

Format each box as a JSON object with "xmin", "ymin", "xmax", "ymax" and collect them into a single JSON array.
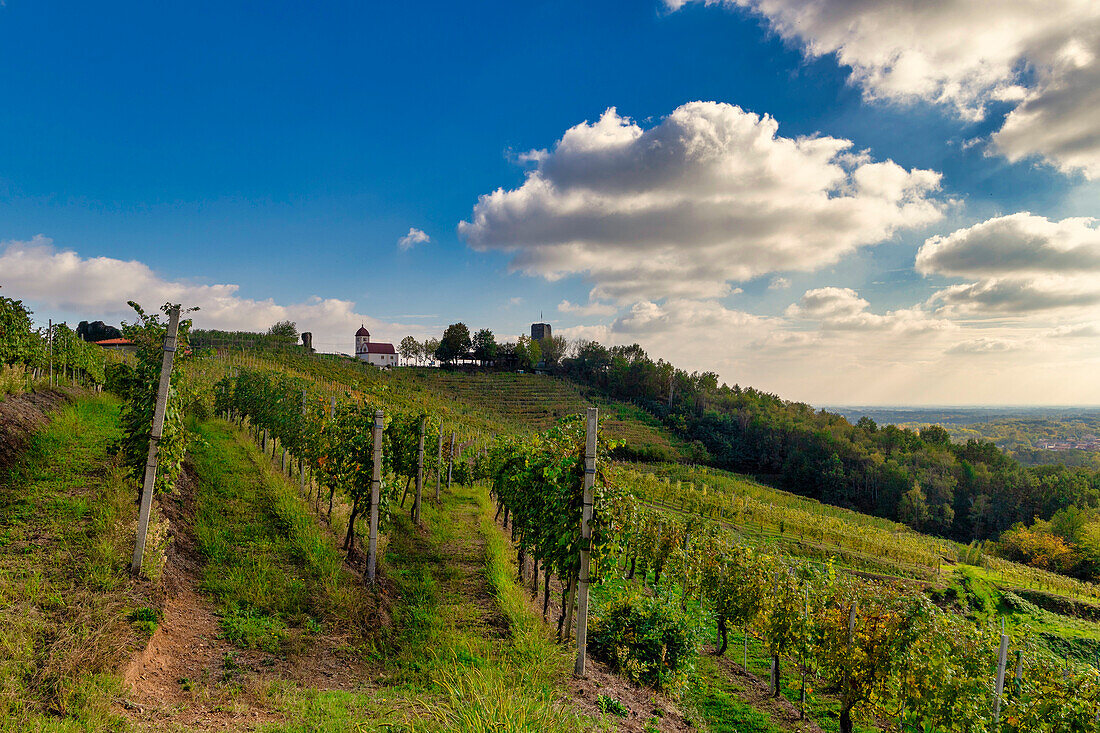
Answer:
[
  {"xmin": 446, "ymin": 431, "xmax": 455, "ymax": 492},
  {"xmin": 131, "ymin": 306, "xmax": 181, "ymax": 575},
  {"xmin": 993, "ymin": 633, "xmax": 1009, "ymax": 726},
  {"xmin": 413, "ymin": 417, "xmax": 425, "ymax": 524},
  {"xmin": 435, "ymin": 431, "xmax": 443, "ymax": 501},
  {"xmin": 300, "ymin": 390, "xmax": 307, "ymax": 492},
  {"xmin": 575, "ymin": 407, "xmax": 597, "ymax": 677},
  {"xmin": 367, "ymin": 410, "xmax": 384, "ymax": 584}
]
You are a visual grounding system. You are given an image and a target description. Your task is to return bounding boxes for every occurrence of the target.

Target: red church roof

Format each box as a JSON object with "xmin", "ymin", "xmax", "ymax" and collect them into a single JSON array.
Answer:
[
  {"xmin": 362, "ymin": 342, "xmax": 396, "ymax": 354},
  {"xmin": 355, "ymin": 325, "xmax": 370, "ymax": 337}
]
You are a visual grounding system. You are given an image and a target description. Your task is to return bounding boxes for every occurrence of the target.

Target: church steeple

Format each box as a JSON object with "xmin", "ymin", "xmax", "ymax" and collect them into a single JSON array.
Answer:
[{"xmin": 355, "ymin": 324, "xmax": 371, "ymax": 354}]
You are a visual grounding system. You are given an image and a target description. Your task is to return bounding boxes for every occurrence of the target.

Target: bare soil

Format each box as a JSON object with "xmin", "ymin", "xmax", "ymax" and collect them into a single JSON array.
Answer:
[
  {"xmin": 119, "ymin": 461, "xmax": 372, "ymax": 731},
  {"xmin": 0, "ymin": 387, "xmax": 74, "ymax": 471}
]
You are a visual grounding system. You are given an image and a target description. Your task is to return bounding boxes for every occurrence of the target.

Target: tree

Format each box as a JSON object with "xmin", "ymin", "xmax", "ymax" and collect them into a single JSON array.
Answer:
[
  {"xmin": 514, "ymin": 335, "xmax": 541, "ymax": 370},
  {"xmin": 812, "ymin": 581, "xmax": 922, "ymax": 733},
  {"xmin": 422, "ymin": 338, "xmax": 440, "ymax": 366},
  {"xmin": 472, "ymin": 328, "xmax": 498, "ymax": 365},
  {"xmin": 267, "ymin": 320, "xmax": 298, "ymax": 343},
  {"xmin": 76, "ymin": 320, "xmax": 122, "ymax": 343},
  {"xmin": 399, "ymin": 336, "xmax": 419, "ymax": 365},
  {"xmin": 539, "ymin": 335, "xmax": 567, "ymax": 368},
  {"xmin": 435, "ymin": 323, "xmax": 472, "ymax": 365}
]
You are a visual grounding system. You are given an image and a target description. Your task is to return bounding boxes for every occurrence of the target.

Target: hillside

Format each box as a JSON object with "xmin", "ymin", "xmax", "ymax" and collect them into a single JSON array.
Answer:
[{"xmin": 5, "ymin": 342, "xmax": 1100, "ymax": 732}]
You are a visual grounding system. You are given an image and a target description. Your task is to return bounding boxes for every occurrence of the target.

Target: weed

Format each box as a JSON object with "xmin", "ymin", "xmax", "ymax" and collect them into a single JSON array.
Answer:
[
  {"xmin": 220, "ymin": 607, "xmax": 287, "ymax": 653},
  {"xmin": 127, "ymin": 607, "xmax": 161, "ymax": 636},
  {"xmin": 596, "ymin": 694, "xmax": 628, "ymax": 717}
]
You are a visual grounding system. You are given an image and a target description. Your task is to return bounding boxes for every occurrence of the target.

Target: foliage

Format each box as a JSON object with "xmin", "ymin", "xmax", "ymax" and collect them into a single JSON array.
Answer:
[
  {"xmin": 399, "ymin": 335, "xmax": 420, "ymax": 364},
  {"xmin": 588, "ymin": 589, "xmax": 697, "ymax": 694},
  {"xmin": 514, "ymin": 335, "xmax": 541, "ymax": 370},
  {"xmin": 266, "ymin": 320, "xmax": 299, "ymax": 343},
  {"xmin": 472, "ymin": 328, "xmax": 498, "ymax": 365},
  {"xmin": 487, "ymin": 414, "xmax": 621, "ymax": 590},
  {"xmin": 0, "ymin": 292, "xmax": 40, "ymax": 366},
  {"xmin": 116, "ymin": 302, "xmax": 195, "ymax": 495},
  {"xmin": 596, "ymin": 694, "xmax": 628, "ymax": 717},
  {"xmin": 75, "ymin": 320, "xmax": 121, "ymax": 343},
  {"xmin": 435, "ymin": 322, "xmax": 472, "ymax": 364}
]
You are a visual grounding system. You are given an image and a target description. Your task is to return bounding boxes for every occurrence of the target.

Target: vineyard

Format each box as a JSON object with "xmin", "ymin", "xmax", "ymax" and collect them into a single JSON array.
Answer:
[{"xmin": 5, "ymin": 317, "xmax": 1100, "ymax": 732}]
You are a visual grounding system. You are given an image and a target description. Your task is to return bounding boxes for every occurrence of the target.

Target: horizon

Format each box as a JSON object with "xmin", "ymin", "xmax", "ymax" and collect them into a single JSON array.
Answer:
[{"xmin": 2, "ymin": 0, "xmax": 1098, "ymax": 406}]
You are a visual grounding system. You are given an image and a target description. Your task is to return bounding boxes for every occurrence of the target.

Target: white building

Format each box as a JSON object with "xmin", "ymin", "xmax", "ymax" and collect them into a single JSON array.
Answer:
[{"xmin": 355, "ymin": 325, "xmax": 398, "ymax": 367}]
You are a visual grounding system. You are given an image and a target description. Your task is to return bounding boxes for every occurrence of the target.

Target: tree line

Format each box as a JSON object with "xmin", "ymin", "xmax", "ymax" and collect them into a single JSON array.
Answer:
[
  {"xmin": 399, "ymin": 323, "xmax": 568, "ymax": 369},
  {"xmin": 451, "ymin": 333, "xmax": 1100, "ymax": 578}
]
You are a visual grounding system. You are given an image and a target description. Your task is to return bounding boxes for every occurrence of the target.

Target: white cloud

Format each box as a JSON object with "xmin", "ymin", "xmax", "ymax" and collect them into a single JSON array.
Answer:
[
  {"xmin": 460, "ymin": 102, "xmax": 943, "ymax": 302},
  {"xmin": 612, "ymin": 298, "xmax": 770, "ymax": 335},
  {"xmin": 0, "ymin": 236, "xmax": 430, "ymax": 353},
  {"xmin": 557, "ymin": 295, "xmax": 1093, "ymax": 404},
  {"xmin": 945, "ymin": 337, "xmax": 1021, "ymax": 355},
  {"xmin": 917, "ymin": 213, "xmax": 1100, "ymax": 314},
  {"xmin": 1049, "ymin": 324, "xmax": 1100, "ymax": 338},
  {"xmin": 787, "ymin": 287, "xmax": 954, "ymax": 334},
  {"xmin": 768, "ymin": 276, "xmax": 790, "ymax": 290},
  {"xmin": 557, "ymin": 299, "xmax": 618, "ymax": 317},
  {"xmin": 398, "ymin": 227, "xmax": 431, "ymax": 251},
  {"xmin": 916, "ymin": 213, "xmax": 1100, "ymax": 277},
  {"xmin": 672, "ymin": 0, "xmax": 1100, "ymax": 177}
]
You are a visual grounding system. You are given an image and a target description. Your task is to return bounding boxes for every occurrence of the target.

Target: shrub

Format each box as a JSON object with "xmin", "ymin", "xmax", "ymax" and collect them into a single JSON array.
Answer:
[{"xmin": 588, "ymin": 590, "xmax": 697, "ymax": 694}]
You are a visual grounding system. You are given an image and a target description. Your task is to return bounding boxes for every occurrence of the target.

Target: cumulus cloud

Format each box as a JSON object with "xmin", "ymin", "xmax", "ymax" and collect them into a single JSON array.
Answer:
[
  {"xmin": 612, "ymin": 298, "xmax": 770, "ymax": 335},
  {"xmin": 398, "ymin": 227, "xmax": 431, "ymax": 251},
  {"xmin": 1049, "ymin": 324, "xmax": 1100, "ymax": 338},
  {"xmin": 557, "ymin": 299, "xmax": 618, "ymax": 317},
  {"xmin": 460, "ymin": 102, "xmax": 943, "ymax": 302},
  {"xmin": 787, "ymin": 287, "xmax": 954, "ymax": 334},
  {"xmin": 918, "ymin": 213, "xmax": 1100, "ymax": 314},
  {"xmin": 917, "ymin": 213, "xmax": 1100, "ymax": 277},
  {"xmin": 945, "ymin": 337, "xmax": 1021, "ymax": 355},
  {"xmin": 671, "ymin": 0, "xmax": 1100, "ymax": 177},
  {"xmin": 768, "ymin": 276, "xmax": 790, "ymax": 290},
  {"xmin": 0, "ymin": 236, "xmax": 429, "ymax": 352}
]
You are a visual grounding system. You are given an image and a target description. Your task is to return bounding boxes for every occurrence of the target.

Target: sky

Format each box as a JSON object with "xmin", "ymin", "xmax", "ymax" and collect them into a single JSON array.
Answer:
[{"xmin": 1, "ymin": 0, "xmax": 1098, "ymax": 405}]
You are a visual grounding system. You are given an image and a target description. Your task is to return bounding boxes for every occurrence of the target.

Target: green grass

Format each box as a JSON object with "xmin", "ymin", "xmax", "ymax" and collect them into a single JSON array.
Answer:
[
  {"xmin": 187, "ymin": 417, "xmax": 371, "ymax": 648},
  {"xmin": 263, "ymin": 480, "xmax": 601, "ymax": 732},
  {"xmin": 686, "ymin": 655, "xmax": 784, "ymax": 733},
  {"xmin": 0, "ymin": 394, "xmax": 139, "ymax": 731}
]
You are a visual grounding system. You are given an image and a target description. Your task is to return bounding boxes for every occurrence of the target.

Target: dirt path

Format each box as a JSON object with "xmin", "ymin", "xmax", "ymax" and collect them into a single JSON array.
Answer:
[
  {"xmin": 436, "ymin": 490, "xmax": 511, "ymax": 638},
  {"xmin": 119, "ymin": 442, "xmax": 370, "ymax": 730},
  {"xmin": 711, "ymin": 655, "xmax": 826, "ymax": 733}
]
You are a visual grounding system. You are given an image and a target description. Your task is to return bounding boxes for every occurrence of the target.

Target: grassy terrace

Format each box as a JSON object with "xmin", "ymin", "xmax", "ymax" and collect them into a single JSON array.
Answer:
[{"xmin": 0, "ymin": 394, "xmax": 145, "ymax": 730}]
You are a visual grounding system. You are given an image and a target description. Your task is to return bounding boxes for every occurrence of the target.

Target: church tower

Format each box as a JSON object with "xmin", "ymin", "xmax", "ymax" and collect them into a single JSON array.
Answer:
[{"xmin": 355, "ymin": 325, "xmax": 370, "ymax": 356}]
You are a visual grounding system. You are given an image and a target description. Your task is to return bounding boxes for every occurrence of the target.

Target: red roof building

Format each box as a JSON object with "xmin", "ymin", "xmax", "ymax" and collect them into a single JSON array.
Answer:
[
  {"xmin": 354, "ymin": 324, "xmax": 397, "ymax": 367},
  {"xmin": 93, "ymin": 338, "xmax": 137, "ymax": 352}
]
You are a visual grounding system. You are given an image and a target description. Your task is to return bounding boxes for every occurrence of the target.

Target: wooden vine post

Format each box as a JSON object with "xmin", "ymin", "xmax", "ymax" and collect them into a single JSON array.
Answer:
[
  {"xmin": 574, "ymin": 407, "xmax": 598, "ymax": 677},
  {"xmin": 435, "ymin": 431, "xmax": 444, "ymax": 501},
  {"xmin": 299, "ymin": 389, "xmax": 307, "ymax": 492},
  {"xmin": 367, "ymin": 409, "xmax": 384, "ymax": 584},
  {"xmin": 446, "ymin": 431, "xmax": 455, "ymax": 492},
  {"xmin": 993, "ymin": 631, "xmax": 1010, "ymax": 726},
  {"xmin": 413, "ymin": 416, "xmax": 426, "ymax": 524},
  {"xmin": 131, "ymin": 305, "xmax": 181, "ymax": 576}
]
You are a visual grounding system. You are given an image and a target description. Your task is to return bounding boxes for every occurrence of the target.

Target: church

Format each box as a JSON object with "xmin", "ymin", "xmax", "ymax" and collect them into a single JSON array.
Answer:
[{"xmin": 355, "ymin": 325, "xmax": 398, "ymax": 367}]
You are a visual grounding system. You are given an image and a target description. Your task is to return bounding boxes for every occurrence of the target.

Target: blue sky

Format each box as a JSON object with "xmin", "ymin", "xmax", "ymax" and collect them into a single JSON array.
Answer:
[{"xmin": 3, "ymin": 0, "xmax": 1099, "ymax": 404}]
